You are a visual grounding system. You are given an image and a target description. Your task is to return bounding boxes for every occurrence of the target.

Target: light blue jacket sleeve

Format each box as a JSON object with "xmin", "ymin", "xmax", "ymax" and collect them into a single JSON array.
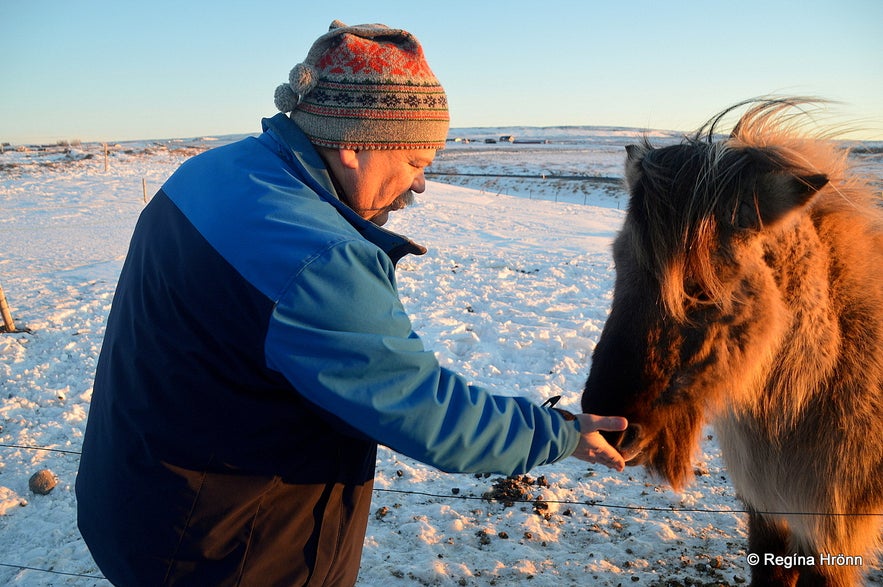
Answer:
[{"xmin": 264, "ymin": 236, "xmax": 581, "ymax": 475}]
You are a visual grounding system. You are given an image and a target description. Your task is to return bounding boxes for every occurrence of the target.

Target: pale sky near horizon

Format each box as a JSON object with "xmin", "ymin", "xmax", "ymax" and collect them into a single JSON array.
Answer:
[{"xmin": 1, "ymin": 0, "xmax": 881, "ymax": 144}]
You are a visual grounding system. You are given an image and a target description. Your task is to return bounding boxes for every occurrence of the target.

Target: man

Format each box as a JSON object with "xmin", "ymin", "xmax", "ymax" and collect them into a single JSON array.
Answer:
[{"xmin": 76, "ymin": 20, "xmax": 627, "ymax": 586}]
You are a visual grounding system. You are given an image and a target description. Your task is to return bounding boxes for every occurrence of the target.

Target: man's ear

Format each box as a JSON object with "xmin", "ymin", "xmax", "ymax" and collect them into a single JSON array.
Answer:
[{"xmin": 338, "ymin": 148, "xmax": 359, "ymax": 170}]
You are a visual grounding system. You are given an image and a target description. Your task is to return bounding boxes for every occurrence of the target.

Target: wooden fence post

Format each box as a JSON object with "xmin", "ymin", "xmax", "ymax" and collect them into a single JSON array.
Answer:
[{"xmin": 0, "ymin": 280, "xmax": 17, "ymax": 333}]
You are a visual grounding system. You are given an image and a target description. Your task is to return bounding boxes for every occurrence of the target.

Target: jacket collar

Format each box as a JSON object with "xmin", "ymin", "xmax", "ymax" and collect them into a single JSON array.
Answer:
[{"xmin": 260, "ymin": 114, "xmax": 427, "ymax": 264}]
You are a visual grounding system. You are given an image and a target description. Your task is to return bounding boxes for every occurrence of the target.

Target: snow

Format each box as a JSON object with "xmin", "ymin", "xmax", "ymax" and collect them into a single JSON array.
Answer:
[{"xmin": 1, "ymin": 131, "xmax": 881, "ymax": 586}]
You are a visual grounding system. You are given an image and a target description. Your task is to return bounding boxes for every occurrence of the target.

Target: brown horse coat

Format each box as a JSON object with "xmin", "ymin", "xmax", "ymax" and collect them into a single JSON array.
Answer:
[{"xmin": 581, "ymin": 99, "xmax": 882, "ymax": 586}]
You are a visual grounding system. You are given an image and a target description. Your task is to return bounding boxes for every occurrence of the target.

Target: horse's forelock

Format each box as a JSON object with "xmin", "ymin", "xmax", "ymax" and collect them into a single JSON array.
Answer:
[{"xmin": 630, "ymin": 139, "xmax": 730, "ymax": 322}]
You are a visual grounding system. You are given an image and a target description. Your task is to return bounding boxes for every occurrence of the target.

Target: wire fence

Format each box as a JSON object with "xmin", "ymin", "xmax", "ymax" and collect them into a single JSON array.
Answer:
[
  {"xmin": 425, "ymin": 171, "xmax": 623, "ymax": 184},
  {"xmin": 0, "ymin": 562, "xmax": 104, "ymax": 581},
  {"xmin": 6, "ymin": 441, "xmax": 882, "ymax": 518},
  {"xmin": 425, "ymin": 171, "xmax": 628, "ymax": 206},
  {"xmin": 1, "ymin": 440, "xmax": 881, "ymax": 583}
]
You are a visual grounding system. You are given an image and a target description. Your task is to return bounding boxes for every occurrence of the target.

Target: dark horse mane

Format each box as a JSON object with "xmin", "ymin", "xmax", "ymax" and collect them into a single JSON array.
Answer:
[{"xmin": 628, "ymin": 98, "xmax": 858, "ymax": 322}]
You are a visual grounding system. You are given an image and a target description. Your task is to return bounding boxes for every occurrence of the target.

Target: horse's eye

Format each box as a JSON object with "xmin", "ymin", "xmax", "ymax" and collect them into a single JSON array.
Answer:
[{"xmin": 684, "ymin": 280, "xmax": 712, "ymax": 304}]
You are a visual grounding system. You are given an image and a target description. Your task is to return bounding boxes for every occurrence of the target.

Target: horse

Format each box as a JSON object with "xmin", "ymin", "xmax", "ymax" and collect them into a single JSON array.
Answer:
[{"xmin": 580, "ymin": 99, "xmax": 882, "ymax": 586}]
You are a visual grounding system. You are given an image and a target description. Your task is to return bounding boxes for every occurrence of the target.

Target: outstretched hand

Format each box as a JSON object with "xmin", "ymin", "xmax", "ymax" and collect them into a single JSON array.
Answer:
[{"xmin": 571, "ymin": 413, "xmax": 629, "ymax": 472}]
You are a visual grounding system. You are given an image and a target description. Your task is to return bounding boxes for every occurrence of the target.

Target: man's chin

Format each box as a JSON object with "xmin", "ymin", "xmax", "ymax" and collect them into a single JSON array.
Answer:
[{"xmin": 369, "ymin": 210, "xmax": 390, "ymax": 226}]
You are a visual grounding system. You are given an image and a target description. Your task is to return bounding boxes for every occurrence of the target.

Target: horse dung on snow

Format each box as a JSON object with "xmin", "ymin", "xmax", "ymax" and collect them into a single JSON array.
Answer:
[{"xmin": 581, "ymin": 99, "xmax": 882, "ymax": 586}]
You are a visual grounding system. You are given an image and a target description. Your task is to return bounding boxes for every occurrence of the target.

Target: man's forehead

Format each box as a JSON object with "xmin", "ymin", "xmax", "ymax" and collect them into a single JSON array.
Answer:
[
  {"xmin": 358, "ymin": 148, "xmax": 436, "ymax": 166},
  {"xmin": 407, "ymin": 149, "xmax": 437, "ymax": 165}
]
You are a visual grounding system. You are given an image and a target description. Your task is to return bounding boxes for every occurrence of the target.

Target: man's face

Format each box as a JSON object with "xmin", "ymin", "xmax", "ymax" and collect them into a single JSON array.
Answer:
[{"xmin": 338, "ymin": 148, "xmax": 436, "ymax": 226}]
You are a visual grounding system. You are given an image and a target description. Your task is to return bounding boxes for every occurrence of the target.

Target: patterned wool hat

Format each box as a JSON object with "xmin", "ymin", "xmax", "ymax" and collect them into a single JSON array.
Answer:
[{"xmin": 274, "ymin": 20, "xmax": 449, "ymax": 150}]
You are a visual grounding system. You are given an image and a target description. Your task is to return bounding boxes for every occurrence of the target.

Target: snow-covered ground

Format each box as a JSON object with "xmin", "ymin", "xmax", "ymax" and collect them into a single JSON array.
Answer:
[{"xmin": 0, "ymin": 129, "xmax": 880, "ymax": 586}]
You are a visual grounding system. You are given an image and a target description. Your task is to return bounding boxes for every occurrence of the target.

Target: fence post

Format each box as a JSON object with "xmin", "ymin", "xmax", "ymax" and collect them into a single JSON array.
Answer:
[{"xmin": 0, "ymin": 280, "xmax": 17, "ymax": 333}]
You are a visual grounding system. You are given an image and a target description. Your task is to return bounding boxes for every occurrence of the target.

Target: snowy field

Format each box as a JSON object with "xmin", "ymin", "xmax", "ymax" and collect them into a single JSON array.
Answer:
[{"xmin": 0, "ymin": 128, "xmax": 881, "ymax": 586}]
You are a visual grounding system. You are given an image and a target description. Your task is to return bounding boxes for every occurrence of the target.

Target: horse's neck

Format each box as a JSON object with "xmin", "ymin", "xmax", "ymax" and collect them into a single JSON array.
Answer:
[{"xmin": 733, "ymin": 217, "xmax": 841, "ymax": 420}]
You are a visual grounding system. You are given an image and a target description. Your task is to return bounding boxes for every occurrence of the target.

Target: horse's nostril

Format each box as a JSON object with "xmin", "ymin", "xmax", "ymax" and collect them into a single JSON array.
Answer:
[
  {"xmin": 599, "ymin": 429, "xmax": 625, "ymax": 448},
  {"xmin": 600, "ymin": 423, "xmax": 643, "ymax": 451},
  {"xmin": 620, "ymin": 423, "xmax": 643, "ymax": 451},
  {"xmin": 598, "ymin": 423, "xmax": 644, "ymax": 456}
]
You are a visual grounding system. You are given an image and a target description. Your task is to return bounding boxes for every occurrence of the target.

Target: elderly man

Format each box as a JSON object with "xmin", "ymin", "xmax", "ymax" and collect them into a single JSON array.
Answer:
[{"xmin": 76, "ymin": 20, "xmax": 627, "ymax": 586}]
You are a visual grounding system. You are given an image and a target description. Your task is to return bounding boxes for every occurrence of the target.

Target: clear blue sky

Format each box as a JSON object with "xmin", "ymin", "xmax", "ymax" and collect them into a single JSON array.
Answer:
[{"xmin": 2, "ymin": 0, "xmax": 881, "ymax": 144}]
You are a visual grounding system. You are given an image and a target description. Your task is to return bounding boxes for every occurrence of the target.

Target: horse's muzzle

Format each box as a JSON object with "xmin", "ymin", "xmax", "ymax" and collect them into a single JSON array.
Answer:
[{"xmin": 602, "ymin": 423, "xmax": 645, "ymax": 464}]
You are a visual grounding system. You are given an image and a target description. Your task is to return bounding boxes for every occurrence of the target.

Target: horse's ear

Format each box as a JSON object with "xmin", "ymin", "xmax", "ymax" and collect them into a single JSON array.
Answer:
[
  {"xmin": 796, "ymin": 173, "xmax": 830, "ymax": 194},
  {"xmin": 738, "ymin": 172, "xmax": 828, "ymax": 229},
  {"xmin": 624, "ymin": 144, "xmax": 647, "ymax": 189}
]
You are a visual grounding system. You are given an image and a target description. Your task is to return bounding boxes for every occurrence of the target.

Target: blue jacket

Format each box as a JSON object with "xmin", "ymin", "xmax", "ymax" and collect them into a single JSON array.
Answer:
[{"xmin": 77, "ymin": 114, "xmax": 580, "ymax": 585}]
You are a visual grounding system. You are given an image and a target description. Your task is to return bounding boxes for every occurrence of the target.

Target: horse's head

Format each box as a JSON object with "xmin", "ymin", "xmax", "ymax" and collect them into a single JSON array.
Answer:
[{"xmin": 582, "ymin": 100, "xmax": 831, "ymax": 490}]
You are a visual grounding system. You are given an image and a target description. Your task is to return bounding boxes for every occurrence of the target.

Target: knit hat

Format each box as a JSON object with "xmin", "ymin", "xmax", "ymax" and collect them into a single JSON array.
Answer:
[{"xmin": 274, "ymin": 20, "xmax": 449, "ymax": 150}]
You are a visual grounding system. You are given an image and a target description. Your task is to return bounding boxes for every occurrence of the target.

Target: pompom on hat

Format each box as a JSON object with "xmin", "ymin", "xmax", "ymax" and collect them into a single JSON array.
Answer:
[{"xmin": 275, "ymin": 20, "xmax": 449, "ymax": 150}]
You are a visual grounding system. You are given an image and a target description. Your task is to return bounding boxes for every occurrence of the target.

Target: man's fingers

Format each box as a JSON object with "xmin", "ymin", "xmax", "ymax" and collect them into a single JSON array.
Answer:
[
  {"xmin": 580, "ymin": 414, "xmax": 628, "ymax": 433},
  {"xmin": 577, "ymin": 433, "xmax": 626, "ymax": 472},
  {"xmin": 570, "ymin": 414, "xmax": 629, "ymax": 472}
]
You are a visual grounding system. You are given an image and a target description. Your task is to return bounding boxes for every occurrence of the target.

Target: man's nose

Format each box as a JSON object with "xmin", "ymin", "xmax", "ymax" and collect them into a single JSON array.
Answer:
[{"xmin": 412, "ymin": 173, "xmax": 426, "ymax": 194}]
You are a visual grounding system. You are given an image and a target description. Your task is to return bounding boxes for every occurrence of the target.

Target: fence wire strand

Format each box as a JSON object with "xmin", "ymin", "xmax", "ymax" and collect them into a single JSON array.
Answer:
[
  {"xmin": 1, "ymin": 440, "xmax": 882, "ymax": 583},
  {"xmin": 2, "ymin": 442, "xmax": 881, "ymax": 518},
  {"xmin": 0, "ymin": 562, "xmax": 105, "ymax": 581}
]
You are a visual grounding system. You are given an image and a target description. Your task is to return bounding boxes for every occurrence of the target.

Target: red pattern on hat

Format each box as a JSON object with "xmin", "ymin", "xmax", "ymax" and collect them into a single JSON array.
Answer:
[{"xmin": 317, "ymin": 36, "xmax": 435, "ymax": 82}]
